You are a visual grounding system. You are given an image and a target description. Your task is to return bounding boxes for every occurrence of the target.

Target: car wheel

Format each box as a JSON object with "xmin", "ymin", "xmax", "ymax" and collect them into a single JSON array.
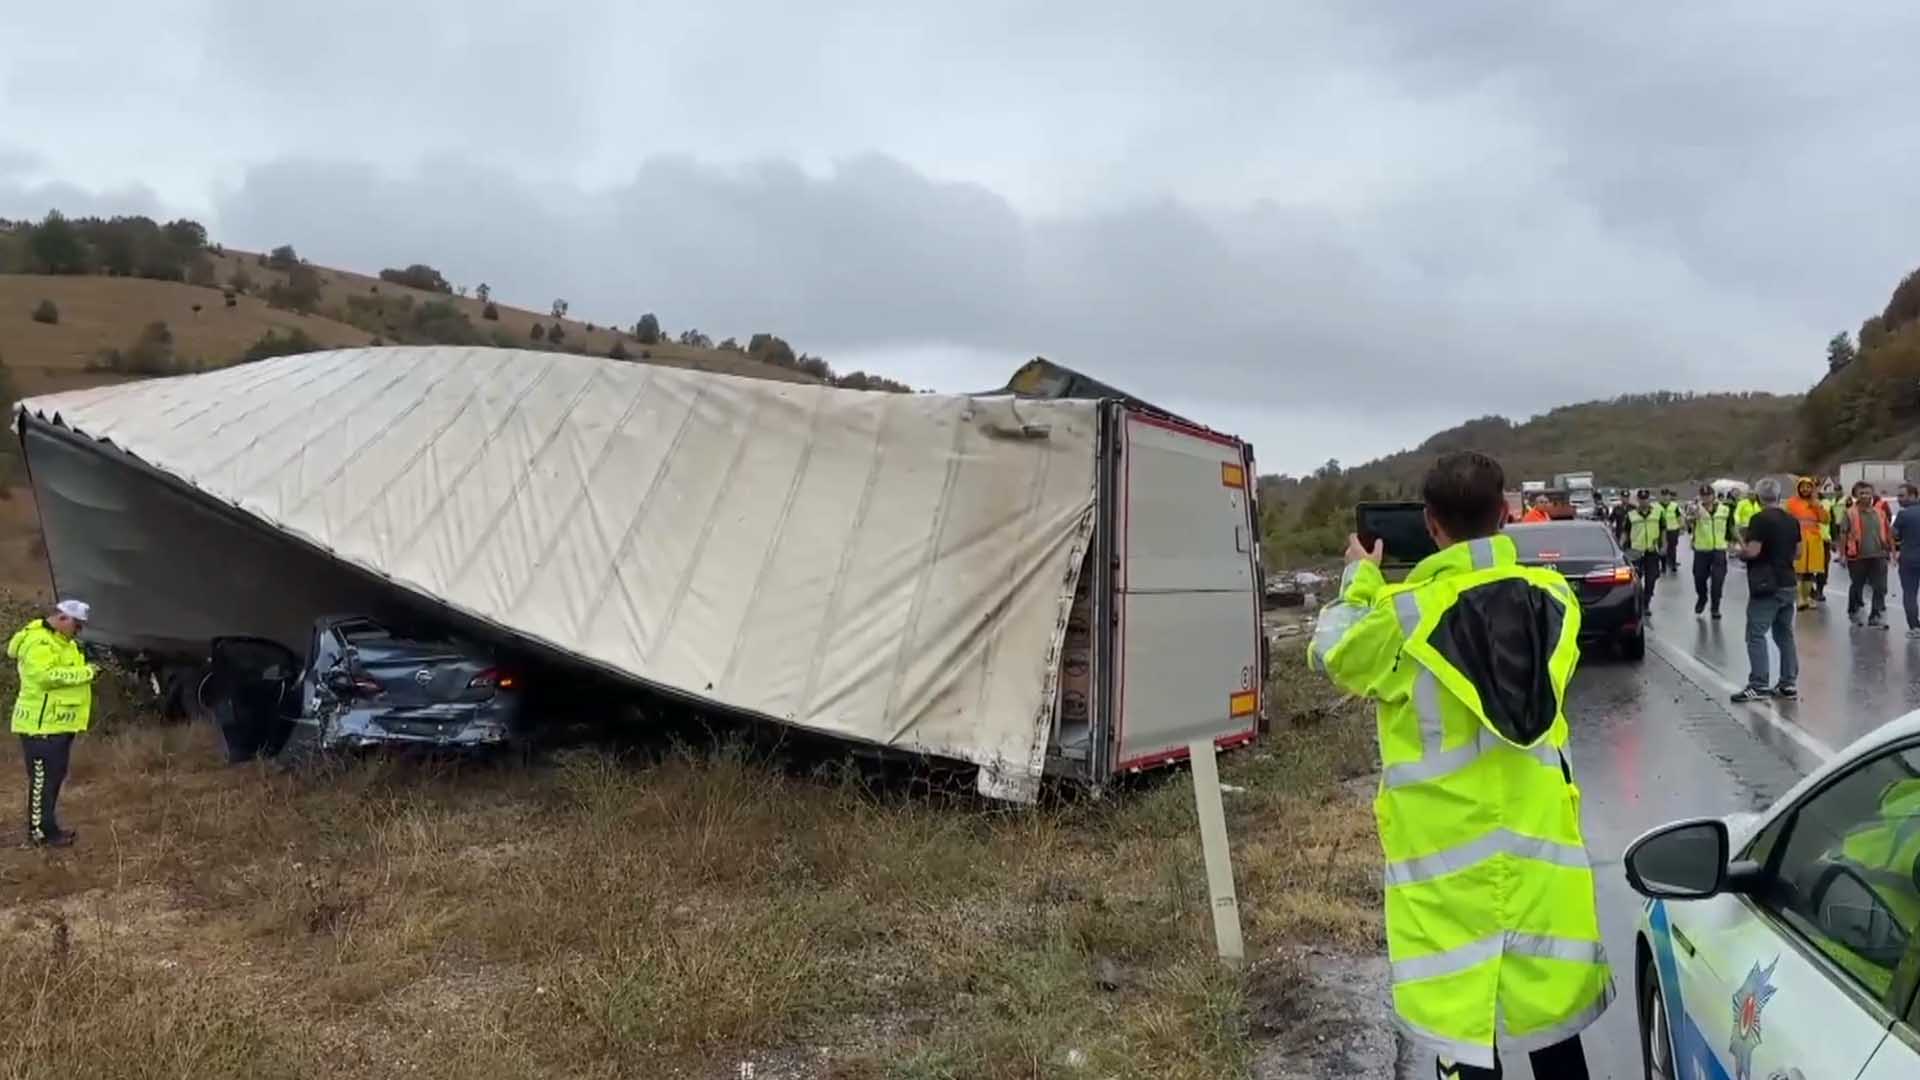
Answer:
[
  {"xmin": 1619, "ymin": 630, "xmax": 1646, "ymax": 662},
  {"xmin": 1640, "ymin": 952, "xmax": 1677, "ymax": 1080}
]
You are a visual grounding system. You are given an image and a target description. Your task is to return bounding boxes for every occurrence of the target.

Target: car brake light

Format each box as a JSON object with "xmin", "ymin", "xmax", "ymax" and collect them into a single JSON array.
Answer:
[
  {"xmin": 1584, "ymin": 567, "xmax": 1634, "ymax": 584},
  {"xmin": 470, "ymin": 669, "xmax": 514, "ymax": 690}
]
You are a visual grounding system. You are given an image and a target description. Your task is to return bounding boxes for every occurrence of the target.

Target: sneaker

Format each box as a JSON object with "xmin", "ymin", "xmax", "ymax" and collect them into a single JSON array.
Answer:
[
  {"xmin": 1694, "ymin": 600, "xmax": 1706, "ymax": 615},
  {"xmin": 1869, "ymin": 616, "xmax": 1889, "ymax": 630},
  {"xmin": 1773, "ymin": 684, "xmax": 1799, "ymax": 700},
  {"xmin": 1850, "ymin": 609, "xmax": 1864, "ymax": 625},
  {"xmin": 1907, "ymin": 627, "xmax": 1920, "ymax": 639},
  {"xmin": 1711, "ymin": 609, "xmax": 1723, "ymax": 620},
  {"xmin": 1730, "ymin": 687, "xmax": 1770, "ymax": 703},
  {"xmin": 27, "ymin": 829, "xmax": 75, "ymax": 849}
]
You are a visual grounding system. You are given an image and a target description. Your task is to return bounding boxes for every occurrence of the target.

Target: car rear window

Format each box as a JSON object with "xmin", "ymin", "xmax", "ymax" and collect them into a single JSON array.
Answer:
[{"xmin": 1507, "ymin": 524, "xmax": 1616, "ymax": 560}]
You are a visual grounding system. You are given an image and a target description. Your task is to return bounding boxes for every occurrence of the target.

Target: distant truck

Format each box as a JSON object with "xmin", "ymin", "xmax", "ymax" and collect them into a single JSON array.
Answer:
[
  {"xmin": 1837, "ymin": 460, "xmax": 1916, "ymax": 492},
  {"xmin": 1553, "ymin": 472, "xmax": 1596, "ymax": 518}
]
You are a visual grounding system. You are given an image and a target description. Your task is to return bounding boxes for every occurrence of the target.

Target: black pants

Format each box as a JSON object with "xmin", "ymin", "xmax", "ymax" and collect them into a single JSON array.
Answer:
[
  {"xmin": 1441, "ymin": 1034, "xmax": 1590, "ymax": 1079},
  {"xmin": 1692, "ymin": 550, "xmax": 1727, "ymax": 612},
  {"xmin": 1662, "ymin": 531, "xmax": 1679, "ymax": 572},
  {"xmin": 1637, "ymin": 551, "xmax": 1663, "ymax": 611},
  {"xmin": 1849, "ymin": 556, "xmax": 1889, "ymax": 618},
  {"xmin": 20, "ymin": 733, "xmax": 75, "ymax": 841}
]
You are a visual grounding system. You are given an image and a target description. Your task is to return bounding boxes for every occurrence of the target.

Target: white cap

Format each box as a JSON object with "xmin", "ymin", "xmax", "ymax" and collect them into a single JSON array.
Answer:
[{"xmin": 55, "ymin": 599, "xmax": 91, "ymax": 623}]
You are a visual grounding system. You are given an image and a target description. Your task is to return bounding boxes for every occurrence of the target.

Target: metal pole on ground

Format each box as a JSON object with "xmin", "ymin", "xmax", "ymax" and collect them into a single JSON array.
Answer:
[{"xmin": 1188, "ymin": 738, "xmax": 1245, "ymax": 966}]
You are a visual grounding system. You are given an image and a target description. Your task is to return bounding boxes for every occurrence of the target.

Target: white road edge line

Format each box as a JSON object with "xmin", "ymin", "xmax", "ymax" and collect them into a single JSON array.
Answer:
[{"xmin": 1644, "ymin": 633, "xmax": 1837, "ymax": 768}]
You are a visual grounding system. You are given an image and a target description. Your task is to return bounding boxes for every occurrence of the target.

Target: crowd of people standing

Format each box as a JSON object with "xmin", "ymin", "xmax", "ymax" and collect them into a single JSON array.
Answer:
[{"xmin": 1607, "ymin": 476, "xmax": 1920, "ymax": 702}]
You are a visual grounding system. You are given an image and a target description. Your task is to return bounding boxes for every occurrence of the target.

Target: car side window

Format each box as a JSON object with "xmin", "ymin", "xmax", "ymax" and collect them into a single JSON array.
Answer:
[{"xmin": 1752, "ymin": 742, "xmax": 1920, "ymax": 1010}]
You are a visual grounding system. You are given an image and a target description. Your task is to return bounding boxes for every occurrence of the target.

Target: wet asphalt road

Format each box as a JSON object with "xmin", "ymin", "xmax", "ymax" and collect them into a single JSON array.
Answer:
[{"xmin": 1645, "ymin": 539, "xmax": 1920, "ymax": 758}]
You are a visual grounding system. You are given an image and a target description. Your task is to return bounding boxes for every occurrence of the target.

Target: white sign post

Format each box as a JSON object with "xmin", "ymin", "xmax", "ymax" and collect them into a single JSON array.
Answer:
[{"xmin": 1188, "ymin": 738, "xmax": 1245, "ymax": 966}]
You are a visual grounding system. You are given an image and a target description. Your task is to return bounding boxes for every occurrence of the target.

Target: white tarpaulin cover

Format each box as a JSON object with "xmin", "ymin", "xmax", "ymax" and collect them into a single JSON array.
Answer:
[{"xmin": 20, "ymin": 347, "xmax": 1101, "ymax": 799}]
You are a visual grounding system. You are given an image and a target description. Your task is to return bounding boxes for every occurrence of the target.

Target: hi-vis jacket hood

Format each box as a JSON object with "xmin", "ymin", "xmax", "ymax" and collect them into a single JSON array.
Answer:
[{"xmin": 1396, "ymin": 536, "xmax": 1570, "ymax": 748}]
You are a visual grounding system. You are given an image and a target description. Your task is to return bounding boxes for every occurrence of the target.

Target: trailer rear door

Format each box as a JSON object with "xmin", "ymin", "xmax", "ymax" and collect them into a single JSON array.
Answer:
[{"xmin": 1113, "ymin": 411, "xmax": 1262, "ymax": 770}]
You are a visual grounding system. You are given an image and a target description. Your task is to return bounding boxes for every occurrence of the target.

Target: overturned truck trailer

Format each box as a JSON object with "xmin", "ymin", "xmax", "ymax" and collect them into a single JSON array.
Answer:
[{"xmin": 17, "ymin": 347, "xmax": 1265, "ymax": 800}]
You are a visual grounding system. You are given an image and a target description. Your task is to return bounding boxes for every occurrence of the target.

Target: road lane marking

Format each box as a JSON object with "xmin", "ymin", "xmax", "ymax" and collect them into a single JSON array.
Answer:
[{"xmin": 1644, "ymin": 634, "xmax": 1836, "ymax": 773}]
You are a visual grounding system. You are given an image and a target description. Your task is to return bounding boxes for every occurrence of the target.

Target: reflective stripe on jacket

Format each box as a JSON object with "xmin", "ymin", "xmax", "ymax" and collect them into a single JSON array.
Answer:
[
  {"xmin": 1308, "ymin": 535, "xmax": 1612, "ymax": 1068},
  {"xmin": 1689, "ymin": 503, "xmax": 1732, "ymax": 551},
  {"xmin": 1626, "ymin": 509, "xmax": 1661, "ymax": 553},
  {"xmin": 8, "ymin": 619, "xmax": 94, "ymax": 734}
]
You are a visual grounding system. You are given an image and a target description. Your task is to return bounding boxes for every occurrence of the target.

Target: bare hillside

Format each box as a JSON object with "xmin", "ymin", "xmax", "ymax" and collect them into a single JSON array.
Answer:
[{"xmin": 0, "ymin": 275, "xmax": 370, "ymax": 398}]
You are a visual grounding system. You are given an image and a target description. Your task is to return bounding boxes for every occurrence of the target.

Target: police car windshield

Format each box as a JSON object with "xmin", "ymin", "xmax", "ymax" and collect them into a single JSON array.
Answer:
[{"xmin": 1507, "ymin": 524, "xmax": 1616, "ymax": 560}]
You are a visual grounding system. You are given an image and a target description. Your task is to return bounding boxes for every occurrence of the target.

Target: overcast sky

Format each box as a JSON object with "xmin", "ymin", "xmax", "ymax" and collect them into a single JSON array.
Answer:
[{"xmin": 4, "ymin": 2, "xmax": 1917, "ymax": 473}]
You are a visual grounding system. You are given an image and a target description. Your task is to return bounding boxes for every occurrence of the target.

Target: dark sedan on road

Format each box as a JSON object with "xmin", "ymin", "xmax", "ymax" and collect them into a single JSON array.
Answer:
[{"xmin": 1508, "ymin": 521, "xmax": 1644, "ymax": 661}]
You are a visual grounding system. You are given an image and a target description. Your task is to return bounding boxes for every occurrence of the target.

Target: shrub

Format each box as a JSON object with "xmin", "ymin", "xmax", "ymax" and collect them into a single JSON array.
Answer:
[
  {"xmin": 410, "ymin": 299, "xmax": 483, "ymax": 345},
  {"xmin": 125, "ymin": 321, "xmax": 175, "ymax": 375},
  {"xmin": 717, "ymin": 337, "xmax": 741, "ymax": 352},
  {"xmin": 266, "ymin": 264, "xmax": 323, "ymax": 313},
  {"xmin": 223, "ymin": 289, "xmax": 238, "ymax": 308},
  {"xmin": 547, "ymin": 323, "xmax": 566, "ymax": 345},
  {"xmin": 530, "ymin": 323, "xmax": 546, "ymax": 342},
  {"xmin": 482, "ymin": 301, "xmax": 499, "ymax": 321},
  {"xmin": 678, "ymin": 329, "xmax": 712, "ymax": 348},
  {"xmin": 240, "ymin": 327, "xmax": 317, "ymax": 363},
  {"xmin": 747, "ymin": 333, "xmax": 797, "ymax": 368},
  {"xmin": 609, "ymin": 341, "xmax": 630, "ymax": 360},
  {"xmin": 634, "ymin": 314, "xmax": 661, "ymax": 345},
  {"xmin": 30, "ymin": 299, "xmax": 58, "ymax": 325},
  {"xmin": 191, "ymin": 303, "xmax": 203, "ymax": 315},
  {"xmin": 267, "ymin": 244, "xmax": 299, "ymax": 270},
  {"xmin": 228, "ymin": 268, "xmax": 255, "ymax": 294},
  {"xmin": 378, "ymin": 263, "xmax": 453, "ymax": 293}
]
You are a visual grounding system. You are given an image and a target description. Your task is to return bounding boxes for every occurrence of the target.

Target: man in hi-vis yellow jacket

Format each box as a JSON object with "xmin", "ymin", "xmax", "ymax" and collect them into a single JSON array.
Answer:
[{"xmin": 1310, "ymin": 452, "xmax": 1611, "ymax": 1079}]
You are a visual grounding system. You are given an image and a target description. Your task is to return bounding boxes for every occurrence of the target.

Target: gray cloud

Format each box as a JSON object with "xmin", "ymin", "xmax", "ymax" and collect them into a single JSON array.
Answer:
[{"xmin": 4, "ymin": 2, "xmax": 1919, "ymax": 472}]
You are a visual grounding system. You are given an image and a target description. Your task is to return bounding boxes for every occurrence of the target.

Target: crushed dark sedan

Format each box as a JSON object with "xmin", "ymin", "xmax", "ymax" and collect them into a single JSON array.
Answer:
[
  {"xmin": 1506, "ymin": 520, "xmax": 1644, "ymax": 661},
  {"xmin": 203, "ymin": 615, "xmax": 523, "ymax": 762}
]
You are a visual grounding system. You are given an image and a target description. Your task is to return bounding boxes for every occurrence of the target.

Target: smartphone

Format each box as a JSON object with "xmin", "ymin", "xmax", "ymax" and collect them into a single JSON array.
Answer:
[{"xmin": 1355, "ymin": 501, "xmax": 1439, "ymax": 567}]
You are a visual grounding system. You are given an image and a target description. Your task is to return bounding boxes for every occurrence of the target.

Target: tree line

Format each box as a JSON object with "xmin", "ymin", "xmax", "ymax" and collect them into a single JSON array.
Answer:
[{"xmin": 1801, "ymin": 266, "xmax": 1920, "ymax": 464}]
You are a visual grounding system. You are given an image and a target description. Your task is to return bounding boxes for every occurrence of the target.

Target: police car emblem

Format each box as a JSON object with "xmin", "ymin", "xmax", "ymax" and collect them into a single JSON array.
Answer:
[{"xmin": 1728, "ymin": 956, "xmax": 1779, "ymax": 1080}]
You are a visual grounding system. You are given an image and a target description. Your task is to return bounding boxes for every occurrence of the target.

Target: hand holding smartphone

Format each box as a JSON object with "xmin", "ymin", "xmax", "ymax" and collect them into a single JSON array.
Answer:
[{"xmin": 1355, "ymin": 501, "xmax": 1440, "ymax": 567}]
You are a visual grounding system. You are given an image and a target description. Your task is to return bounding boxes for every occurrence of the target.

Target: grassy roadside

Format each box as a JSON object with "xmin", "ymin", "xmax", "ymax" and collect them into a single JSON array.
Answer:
[{"xmin": 0, "ymin": 630, "xmax": 1378, "ymax": 1080}]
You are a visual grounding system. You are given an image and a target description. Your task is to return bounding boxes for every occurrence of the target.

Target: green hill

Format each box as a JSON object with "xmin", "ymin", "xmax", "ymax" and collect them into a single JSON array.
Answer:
[
  {"xmin": 1259, "ymin": 391, "xmax": 1802, "ymax": 566},
  {"xmin": 1800, "ymin": 266, "xmax": 1920, "ymax": 466}
]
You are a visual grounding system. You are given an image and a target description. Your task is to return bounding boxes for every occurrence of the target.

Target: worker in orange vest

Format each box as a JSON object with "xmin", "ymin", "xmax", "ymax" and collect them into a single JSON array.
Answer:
[{"xmin": 1521, "ymin": 494, "xmax": 1552, "ymax": 524}]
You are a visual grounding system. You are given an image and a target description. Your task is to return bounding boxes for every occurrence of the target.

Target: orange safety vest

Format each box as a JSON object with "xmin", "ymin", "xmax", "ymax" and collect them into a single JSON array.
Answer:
[
  {"xmin": 1521, "ymin": 507, "xmax": 1551, "ymax": 523},
  {"xmin": 1844, "ymin": 503, "xmax": 1893, "ymax": 560}
]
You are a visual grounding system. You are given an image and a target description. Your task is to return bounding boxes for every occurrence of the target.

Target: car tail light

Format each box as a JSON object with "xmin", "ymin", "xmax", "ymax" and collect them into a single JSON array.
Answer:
[
  {"xmin": 468, "ymin": 669, "xmax": 515, "ymax": 691},
  {"xmin": 1585, "ymin": 567, "xmax": 1634, "ymax": 584}
]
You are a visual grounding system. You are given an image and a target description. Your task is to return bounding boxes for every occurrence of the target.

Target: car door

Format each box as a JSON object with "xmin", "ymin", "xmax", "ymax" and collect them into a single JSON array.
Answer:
[
  {"xmin": 1662, "ymin": 739, "xmax": 1920, "ymax": 1079},
  {"xmin": 206, "ymin": 636, "xmax": 302, "ymax": 763}
]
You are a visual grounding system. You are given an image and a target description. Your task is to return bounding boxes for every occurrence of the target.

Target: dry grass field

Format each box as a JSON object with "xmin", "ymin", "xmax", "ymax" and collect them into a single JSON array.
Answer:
[
  {"xmin": 0, "ymin": 275, "xmax": 370, "ymax": 398},
  {"xmin": 0, "ymin": 628, "xmax": 1381, "ymax": 1080}
]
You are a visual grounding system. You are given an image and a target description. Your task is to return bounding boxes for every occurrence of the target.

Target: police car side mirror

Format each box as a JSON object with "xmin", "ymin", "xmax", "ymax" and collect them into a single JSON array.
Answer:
[{"xmin": 1625, "ymin": 818, "xmax": 1730, "ymax": 900}]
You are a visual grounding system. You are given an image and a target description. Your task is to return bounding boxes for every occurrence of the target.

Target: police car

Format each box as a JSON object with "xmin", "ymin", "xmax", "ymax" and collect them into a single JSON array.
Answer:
[{"xmin": 1625, "ymin": 712, "xmax": 1920, "ymax": 1079}]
